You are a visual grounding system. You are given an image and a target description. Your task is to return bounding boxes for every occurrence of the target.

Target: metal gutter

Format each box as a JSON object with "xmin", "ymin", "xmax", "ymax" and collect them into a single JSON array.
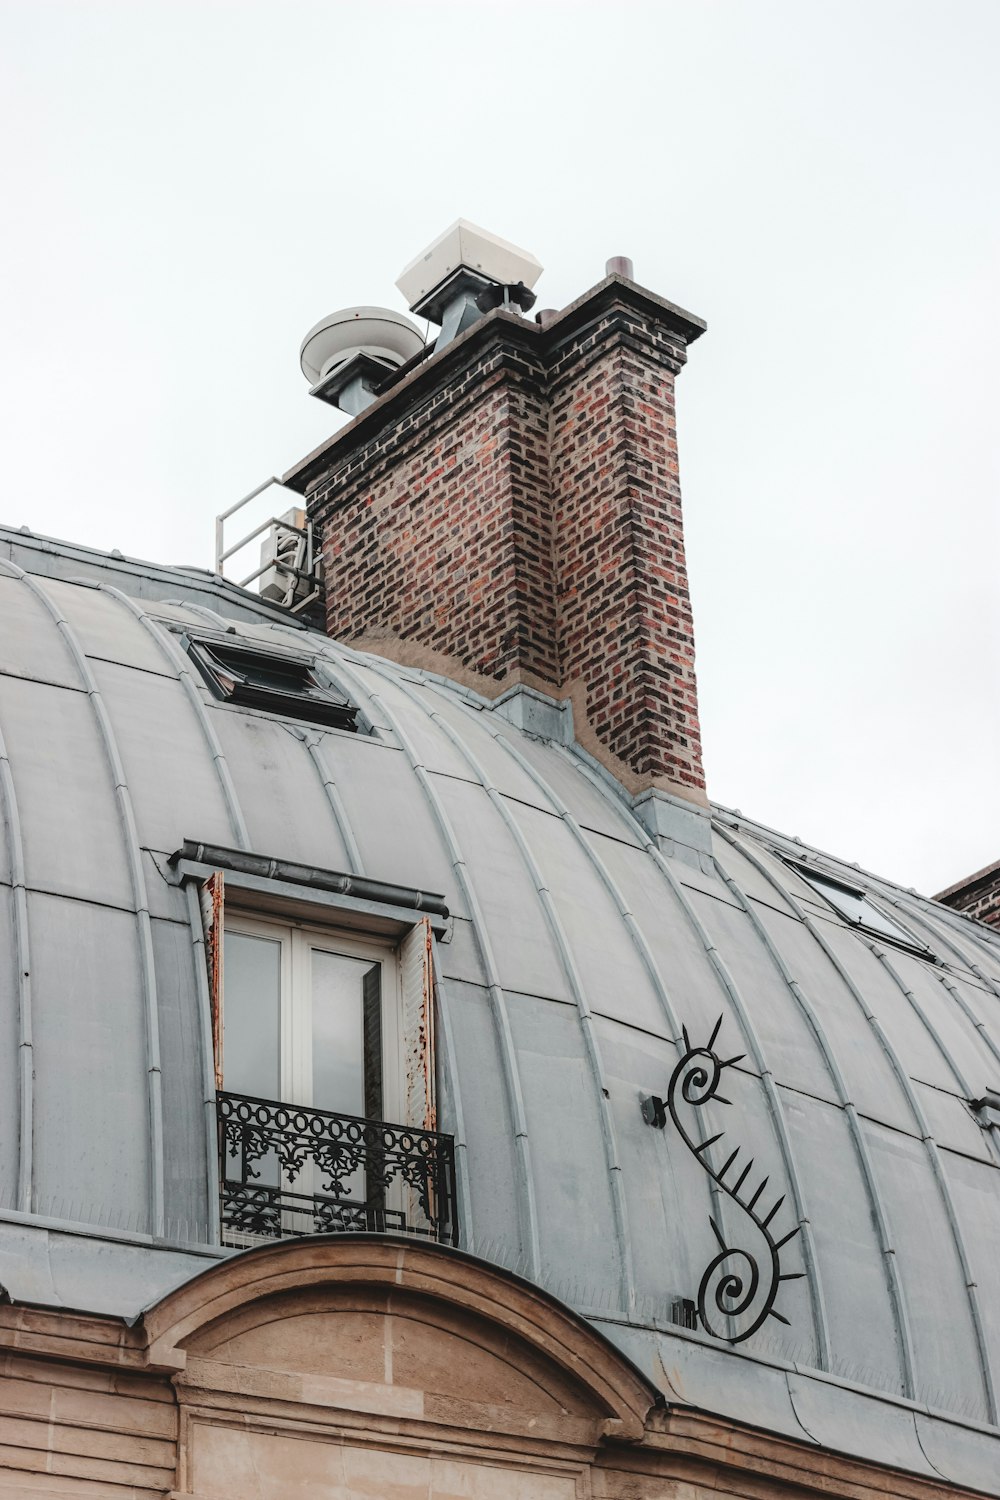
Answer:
[{"xmin": 168, "ymin": 840, "xmax": 449, "ymax": 919}]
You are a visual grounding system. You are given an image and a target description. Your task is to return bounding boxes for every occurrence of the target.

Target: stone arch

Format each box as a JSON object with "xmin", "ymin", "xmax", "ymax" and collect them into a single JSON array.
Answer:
[{"xmin": 143, "ymin": 1236, "xmax": 656, "ymax": 1499}]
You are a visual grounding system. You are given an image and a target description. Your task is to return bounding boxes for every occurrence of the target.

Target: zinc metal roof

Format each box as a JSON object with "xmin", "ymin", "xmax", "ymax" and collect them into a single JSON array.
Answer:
[{"xmin": 1, "ymin": 523, "xmax": 999, "ymax": 1490}]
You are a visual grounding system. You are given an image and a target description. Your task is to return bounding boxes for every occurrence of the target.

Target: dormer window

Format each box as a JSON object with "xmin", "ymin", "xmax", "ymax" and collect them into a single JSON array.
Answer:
[
  {"xmin": 186, "ymin": 635, "xmax": 359, "ymax": 731},
  {"xmin": 789, "ymin": 862, "xmax": 931, "ymax": 956},
  {"xmin": 215, "ymin": 911, "xmax": 456, "ymax": 1247},
  {"xmin": 170, "ymin": 842, "xmax": 457, "ymax": 1248}
]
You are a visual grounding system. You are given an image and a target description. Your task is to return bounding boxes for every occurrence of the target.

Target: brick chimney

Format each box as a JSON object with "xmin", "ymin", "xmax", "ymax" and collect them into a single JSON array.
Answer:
[
  {"xmin": 283, "ymin": 249, "xmax": 708, "ymax": 806},
  {"xmin": 934, "ymin": 860, "xmax": 1000, "ymax": 929}
]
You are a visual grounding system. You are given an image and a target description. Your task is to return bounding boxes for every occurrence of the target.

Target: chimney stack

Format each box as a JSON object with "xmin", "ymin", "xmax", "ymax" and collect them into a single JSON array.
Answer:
[{"xmin": 283, "ymin": 224, "xmax": 708, "ymax": 806}]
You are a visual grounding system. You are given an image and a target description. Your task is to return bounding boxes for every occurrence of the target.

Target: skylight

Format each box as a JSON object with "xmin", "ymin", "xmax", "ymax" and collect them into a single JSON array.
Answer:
[
  {"xmin": 186, "ymin": 636, "xmax": 359, "ymax": 731},
  {"xmin": 789, "ymin": 863, "xmax": 931, "ymax": 955}
]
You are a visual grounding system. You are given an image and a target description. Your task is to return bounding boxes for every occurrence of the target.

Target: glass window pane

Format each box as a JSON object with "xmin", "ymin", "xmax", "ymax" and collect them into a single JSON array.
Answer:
[
  {"xmin": 223, "ymin": 931, "xmax": 281, "ymax": 1099},
  {"xmin": 310, "ymin": 950, "xmax": 380, "ymax": 1117},
  {"xmin": 818, "ymin": 881, "xmax": 867, "ymax": 925},
  {"xmin": 806, "ymin": 872, "xmax": 925, "ymax": 949}
]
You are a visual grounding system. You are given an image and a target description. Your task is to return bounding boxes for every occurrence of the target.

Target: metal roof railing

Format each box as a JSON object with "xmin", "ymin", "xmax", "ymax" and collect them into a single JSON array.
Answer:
[{"xmin": 214, "ymin": 479, "xmax": 322, "ymax": 615}]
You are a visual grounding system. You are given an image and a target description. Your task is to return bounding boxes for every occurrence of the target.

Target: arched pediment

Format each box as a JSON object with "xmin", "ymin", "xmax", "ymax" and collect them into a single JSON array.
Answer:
[{"xmin": 142, "ymin": 1235, "xmax": 655, "ymax": 1449}]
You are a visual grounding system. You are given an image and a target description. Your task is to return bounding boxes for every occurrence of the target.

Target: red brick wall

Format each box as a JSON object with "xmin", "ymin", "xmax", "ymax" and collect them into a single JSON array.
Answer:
[
  {"xmin": 548, "ymin": 316, "xmax": 703, "ymax": 795},
  {"xmin": 311, "ymin": 344, "xmax": 558, "ymax": 689},
  {"xmin": 936, "ymin": 862, "xmax": 1000, "ymax": 929},
  {"xmin": 300, "ymin": 282, "xmax": 707, "ymax": 802}
]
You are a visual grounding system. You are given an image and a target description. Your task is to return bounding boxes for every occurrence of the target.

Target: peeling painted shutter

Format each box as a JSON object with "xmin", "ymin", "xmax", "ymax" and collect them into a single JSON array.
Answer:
[
  {"xmin": 362, "ymin": 963, "xmax": 382, "ymax": 1122},
  {"xmin": 198, "ymin": 871, "xmax": 224, "ymax": 1090},
  {"xmin": 400, "ymin": 916, "xmax": 435, "ymax": 1131}
]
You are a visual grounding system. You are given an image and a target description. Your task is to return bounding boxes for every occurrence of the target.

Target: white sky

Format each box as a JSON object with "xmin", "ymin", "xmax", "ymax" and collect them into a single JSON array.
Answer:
[{"xmin": 1, "ymin": 0, "xmax": 997, "ymax": 897}]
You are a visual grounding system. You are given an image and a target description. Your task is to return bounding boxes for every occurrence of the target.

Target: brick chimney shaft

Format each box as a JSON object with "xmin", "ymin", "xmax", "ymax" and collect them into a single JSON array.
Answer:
[{"xmin": 286, "ymin": 275, "xmax": 708, "ymax": 805}]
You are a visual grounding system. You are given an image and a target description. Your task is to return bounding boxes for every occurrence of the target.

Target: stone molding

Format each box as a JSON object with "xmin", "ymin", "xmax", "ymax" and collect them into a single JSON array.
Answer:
[{"xmin": 0, "ymin": 1237, "xmax": 995, "ymax": 1498}]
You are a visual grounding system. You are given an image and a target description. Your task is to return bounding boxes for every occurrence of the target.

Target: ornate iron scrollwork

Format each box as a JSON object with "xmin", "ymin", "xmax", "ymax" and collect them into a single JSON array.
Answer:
[
  {"xmin": 217, "ymin": 1091, "xmax": 458, "ymax": 1247},
  {"xmin": 642, "ymin": 1018, "xmax": 802, "ymax": 1344}
]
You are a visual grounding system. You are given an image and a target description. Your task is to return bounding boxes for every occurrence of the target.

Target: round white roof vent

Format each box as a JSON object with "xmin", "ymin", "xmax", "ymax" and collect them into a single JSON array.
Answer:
[{"xmin": 299, "ymin": 306, "xmax": 424, "ymax": 386}]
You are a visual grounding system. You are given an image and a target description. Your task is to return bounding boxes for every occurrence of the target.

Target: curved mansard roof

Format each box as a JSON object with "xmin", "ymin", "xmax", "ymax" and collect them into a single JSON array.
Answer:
[{"xmin": 1, "ymin": 525, "xmax": 1000, "ymax": 1490}]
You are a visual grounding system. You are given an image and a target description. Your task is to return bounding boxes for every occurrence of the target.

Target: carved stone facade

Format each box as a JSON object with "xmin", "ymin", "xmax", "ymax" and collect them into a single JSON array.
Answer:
[{"xmin": 0, "ymin": 1238, "xmax": 988, "ymax": 1500}]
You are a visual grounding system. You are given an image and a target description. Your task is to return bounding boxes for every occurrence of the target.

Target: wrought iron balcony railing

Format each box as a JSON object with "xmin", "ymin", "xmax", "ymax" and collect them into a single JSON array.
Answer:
[{"xmin": 217, "ymin": 1091, "xmax": 459, "ymax": 1247}]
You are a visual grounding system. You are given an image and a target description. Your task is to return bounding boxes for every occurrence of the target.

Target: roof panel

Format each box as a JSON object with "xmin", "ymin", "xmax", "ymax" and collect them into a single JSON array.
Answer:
[
  {"xmin": 504, "ymin": 800, "xmax": 668, "ymax": 1037},
  {"xmin": 39, "ymin": 577, "xmax": 176, "ymax": 676},
  {"xmin": 777, "ymin": 1088, "xmax": 905, "ymax": 1392},
  {"xmin": 318, "ymin": 732, "xmax": 467, "ymax": 916},
  {"xmin": 865, "ymin": 1119, "xmax": 991, "ymax": 1420},
  {"xmin": 0, "ymin": 572, "xmax": 81, "ymax": 689},
  {"xmin": 207, "ymin": 708, "xmax": 356, "ymax": 872},
  {"xmin": 90, "ymin": 660, "xmax": 236, "ymax": 855},
  {"xmin": 28, "ymin": 892, "xmax": 149, "ymax": 1232},
  {"xmin": 760, "ymin": 912, "xmax": 915, "ymax": 1133},
  {"xmin": 433, "ymin": 777, "xmax": 570, "ymax": 1004},
  {"xmin": 410, "ymin": 687, "xmax": 555, "ymax": 809},
  {"xmin": 2, "ymin": 543, "xmax": 1000, "ymax": 1474},
  {"xmin": 695, "ymin": 894, "xmax": 839, "ymax": 1104},
  {"xmin": 439, "ymin": 978, "xmax": 522, "ymax": 1263},
  {"xmin": 0, "ymin": 675, "xmax": 132, "ymax": 909},
  {"xmin": 506, "ymin": 990, "xmax": 622, "ymax": 1303}
]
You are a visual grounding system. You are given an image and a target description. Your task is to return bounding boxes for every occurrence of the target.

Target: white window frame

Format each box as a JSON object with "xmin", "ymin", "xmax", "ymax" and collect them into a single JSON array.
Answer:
[
  {"xmin": 223, "ymin": 909, "xmax": 404, "ymax": 1122},
  {"xmin": 786, "ymin": 862, "xmax": 931, "ymax": 958}
]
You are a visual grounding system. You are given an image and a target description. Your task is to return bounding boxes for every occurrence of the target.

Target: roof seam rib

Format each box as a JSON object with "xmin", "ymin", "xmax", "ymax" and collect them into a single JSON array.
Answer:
[
  {"xmin": 715, "ymin": 825, "xmax": 923, "ymax": 1401},
  {"xmin": 866, "ymin": 943, "xmax": 998, "ymax": 1422},
  {"xmin": 96, "ymin": 585, "xmax": 251, "ymax": 851},
  {"xmin": 413, "ymin": 679, "xmax": 638, "ymax": 1316},
  {"xmin": 458, "ymin": 704, "xmax": 750, "ymax": 1296},
  {"xmin": 485, "ymin": 721, "xmax": 739, "ymax": 1269},
  {"xmin": 0, "ymin": 560, "xmax": 165, "ymax": 1238},
  {"xmin": 880, "ymin": 894, "xmax": 1000, "ymax": 1008},
  {"xmin": 297, "ymin": 733, "xmax": 365, "ymax": 877},
  {"xmin": 561, "ymin": 746, "xmax": 830, "ymax": 1368},
  {"xmin": 0, "ymin": 708, "xmax": 33, "ymax": 1213},
  {"xmin": 172, "ymin": 601, "xmax": 234, "ymax": 631},
  {"xmin": 932, "ymin": 970, "xmax": 1000, "ymax": 1078},
  {"xmin": 711, "ymin": 823, "xmax": 929, "ymax": 1391},
  {"xmin": 320, "ymin": 650, "xmax": 541, "ymax": 1276}
]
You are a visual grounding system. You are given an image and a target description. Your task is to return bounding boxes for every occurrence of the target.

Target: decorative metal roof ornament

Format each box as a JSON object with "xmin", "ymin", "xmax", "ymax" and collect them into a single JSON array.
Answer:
[{"xmin": 642, "ymin": 1017, "xmax": 804, "ymax": 1344}]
